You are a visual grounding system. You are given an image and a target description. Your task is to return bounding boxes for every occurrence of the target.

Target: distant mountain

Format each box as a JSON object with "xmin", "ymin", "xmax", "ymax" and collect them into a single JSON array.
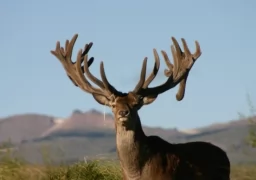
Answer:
[
  {"xmin": 40, "ymin": 109, "xmax": 114, "ymax": 138},
  {"xmin": 0, "ymin": 114, "xmax": 55, "ymax": 143},
  {"xmin": 0, "ymin": 110, "xmax": 255, "ymax": 165}
]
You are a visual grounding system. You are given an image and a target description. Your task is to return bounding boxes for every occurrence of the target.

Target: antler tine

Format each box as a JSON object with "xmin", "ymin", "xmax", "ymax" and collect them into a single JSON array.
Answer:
[
  {"xmin": 77, "ymin": 53, "xmax": 115, "ymax": 96},
  {"xmin": 51, "ymin": 34, "xmax": 117, "ymax": 98},
  {"xmin": 75, "ymin": 39, "xmax": 121, "ymax": 96},
  {"xmin": 192, "ymin": 40, "xmax": 201, "ymax": 59},
  {"xmin": 68, "ymin": 42, "xmax": 94, "ymax": 87},
  {"xmin": 67, "ymin": 57, "xmax": 94, "ymax": 87},
  {"xmin": 174, "ymin": 39, "xmax": 201, "ymax": 100},
  {"xmin": 99, "ymin": 62, "xmax": 122, "ymax": 95},
  {"xmin": 133, "ymin": 58, "xmax": 147, "ymax": 93},
  {"xmin": 83, "ymin": 55, "xmax": 122, "ymax": 95},
  {"xmin": 133, "ymin": 49, "xmax": 161, "ymax": 93},
  {"xmin": 137, "ymin": 37, "xmax": 201, "ymax": 100},
  {"xmin": 83, "ymin": 55, "xmax": 105, "ymax": 89},
  {"xmin": 142, "ymin": 49, "xmax": 161, "ymax": 88},
  {"xmin": 79, "ymin": 42, "xmax": 94, "ymax": 72}
]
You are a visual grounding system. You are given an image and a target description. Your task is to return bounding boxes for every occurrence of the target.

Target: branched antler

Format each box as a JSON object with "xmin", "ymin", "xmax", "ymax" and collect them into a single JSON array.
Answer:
[
  {"xmin": 133, "ymin": 37, "xmax": 201, "ymax": 101},
  {"xmin": 51, "ymin": 34, "xmax": 201, "ymax": 104},
  {"xmin": 51, "ymin": 34, "xmax": 122, "ymax": 102}
]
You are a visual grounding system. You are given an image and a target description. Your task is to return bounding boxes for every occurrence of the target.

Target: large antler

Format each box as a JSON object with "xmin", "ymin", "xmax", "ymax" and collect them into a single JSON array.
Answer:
[
  {"xmin": 50, "ymin": 34, "xmax": 122, "ymax": 101},
  {"xmin": 133, "ymin": 37, "xmax": 201, "ymax": 101}
]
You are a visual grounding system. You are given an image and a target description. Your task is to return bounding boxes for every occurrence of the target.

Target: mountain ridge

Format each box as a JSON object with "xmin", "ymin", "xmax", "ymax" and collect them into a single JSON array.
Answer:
[{"xmin": 0, "ymin": 109, "xmax": 255, "ymax": 165}]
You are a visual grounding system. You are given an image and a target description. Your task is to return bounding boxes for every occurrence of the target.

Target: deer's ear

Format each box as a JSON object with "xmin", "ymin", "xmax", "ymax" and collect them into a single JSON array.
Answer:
[
  {"xmin": 142, "ymin": 95, "xmax": 158, "ymax": 105},
  {"xmin": 92, "ymin": 94, "xmax": 111, "ymax": 106}
]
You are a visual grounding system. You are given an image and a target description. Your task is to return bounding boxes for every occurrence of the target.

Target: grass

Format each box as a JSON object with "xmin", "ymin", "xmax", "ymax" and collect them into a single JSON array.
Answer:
[
  {"xmin": 230, "ymin": 165, "xmax": 256, "ymax": 180},
  {"xmin": 0, "ymin": 156, "xmax": 255, "ymax": 180},
  {"xmin": 0, "ymin": 158, "xmax": 122, "ymax": 180}
]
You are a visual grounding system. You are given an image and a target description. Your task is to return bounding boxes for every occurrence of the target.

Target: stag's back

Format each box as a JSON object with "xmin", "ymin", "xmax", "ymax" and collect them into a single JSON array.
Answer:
[{"xmin": 139, "ymin": 136, "xmax": 230, "ymax": 180}]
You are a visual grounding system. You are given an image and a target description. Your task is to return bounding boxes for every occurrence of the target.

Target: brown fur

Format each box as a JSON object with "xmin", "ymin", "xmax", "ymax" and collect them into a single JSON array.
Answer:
[
  {"xmin": 51, "ymin": 34, "xmax": 231, "ymax": 179},
  {"xmin": 109, "ymin": 93, "xmax": 230, "ymax": 180}
]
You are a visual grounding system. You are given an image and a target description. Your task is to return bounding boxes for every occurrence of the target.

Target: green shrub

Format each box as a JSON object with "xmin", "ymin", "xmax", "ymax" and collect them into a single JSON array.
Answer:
[{"xmin": 0, "ymin": 152, "xmax": 255, "ymax": 180}]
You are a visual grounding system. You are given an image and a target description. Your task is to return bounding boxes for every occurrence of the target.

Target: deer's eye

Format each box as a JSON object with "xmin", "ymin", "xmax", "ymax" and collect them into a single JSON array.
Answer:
[
  {"xmin": 138, "ymin": 96, "xmax": 144, "ymax": 102},
  {"xmin": 111, "ymin": 104, "xmax": 116, "ymax": 108}
]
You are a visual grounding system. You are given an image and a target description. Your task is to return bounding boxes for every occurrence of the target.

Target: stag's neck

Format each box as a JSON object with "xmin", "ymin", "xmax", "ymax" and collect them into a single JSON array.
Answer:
[{"xmin": 115, "ymin": 115, "xmax": 147, "ymax": 178}]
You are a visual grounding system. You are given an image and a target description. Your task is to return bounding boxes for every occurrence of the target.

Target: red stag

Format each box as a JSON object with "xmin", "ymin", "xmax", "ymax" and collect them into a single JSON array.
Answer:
[{"xmin": 51, "ymin": 34, "xmax": 230, "ymax": 180}]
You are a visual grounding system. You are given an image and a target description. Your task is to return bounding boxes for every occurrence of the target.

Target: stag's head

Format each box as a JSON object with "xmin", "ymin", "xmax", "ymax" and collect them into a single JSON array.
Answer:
[{"xmin": 51, "ymin": 34, "xmax": 201, "ymax": 129}]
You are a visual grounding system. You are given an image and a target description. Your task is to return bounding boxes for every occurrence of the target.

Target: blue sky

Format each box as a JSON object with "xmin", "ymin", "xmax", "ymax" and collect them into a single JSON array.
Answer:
[{"xmin": 1, "ymin": 0, "xmax": 255, "ymax": 129}]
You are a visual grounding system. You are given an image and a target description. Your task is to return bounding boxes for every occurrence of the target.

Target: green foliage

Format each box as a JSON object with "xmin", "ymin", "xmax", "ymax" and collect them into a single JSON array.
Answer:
[
  {"xmin": 0, "ymin": 156, "xmax": 255, "ymax": 180},
  {"xmin": 0, "ymin": 155, "xmax": 121, "ymax": 180},
  {"xmin": 0, "ymin": 138, "xmax": 14, "ymax": 149},
  {"xmin": 247, "ymin": 96, "xmax": 256, "ymax": 148},
  {"xmin": 0, "ymin": 145, "xmax": 255, "ymax": 179},
  {"xmin": 239, "ymin": 94, "xmax": 256, "ymax": 148}
]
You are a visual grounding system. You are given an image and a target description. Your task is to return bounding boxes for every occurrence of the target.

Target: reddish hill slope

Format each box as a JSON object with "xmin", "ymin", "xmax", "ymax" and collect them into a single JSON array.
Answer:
[{"xmin": 0, "ymin": 114, "xmax": 55, "ymax": 143}]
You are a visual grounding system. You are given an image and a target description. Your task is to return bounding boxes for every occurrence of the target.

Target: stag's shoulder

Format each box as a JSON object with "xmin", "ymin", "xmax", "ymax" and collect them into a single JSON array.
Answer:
[
  {"xmin": 146, "ymin": 135, "xmax": 175, "ymax": 152},
  {"xmin": 146, "ymin": 135, "xmax": 172, "ymax": 145}
]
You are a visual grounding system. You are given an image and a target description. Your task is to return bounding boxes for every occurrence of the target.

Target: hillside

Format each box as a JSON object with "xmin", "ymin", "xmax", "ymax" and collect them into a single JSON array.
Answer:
[
  {"xmin": 0, "ymin": 114, "xmax": 55, "ymax": 143},
  {"xmin": 0, "ymin": 110, "xmax": 255, "ymax": 165}
]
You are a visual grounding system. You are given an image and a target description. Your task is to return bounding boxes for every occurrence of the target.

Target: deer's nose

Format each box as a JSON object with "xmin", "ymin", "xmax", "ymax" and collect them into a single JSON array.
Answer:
[{"xmin": 118, "ymin": 110, "xmax": 129, "ymax": 117}]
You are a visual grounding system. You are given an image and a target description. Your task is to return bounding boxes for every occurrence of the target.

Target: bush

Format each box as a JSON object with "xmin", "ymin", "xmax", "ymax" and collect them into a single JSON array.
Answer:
[
  {"xmin": 0, "ymin": 151, "xmax": 255, "ymax": 180},
  {"xmin": 0, "ymin": 157, "xmax": 122, "ymax": 180},
  {"xmin": 239, "ymin": 94, "xmax": 256, "ymax": 148}
]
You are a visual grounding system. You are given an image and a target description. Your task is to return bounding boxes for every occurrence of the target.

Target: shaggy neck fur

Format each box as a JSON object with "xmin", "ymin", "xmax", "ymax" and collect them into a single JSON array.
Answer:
[{"xmin": 115, "ymin": 113, "xmax": 146, "ymax": 179}]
